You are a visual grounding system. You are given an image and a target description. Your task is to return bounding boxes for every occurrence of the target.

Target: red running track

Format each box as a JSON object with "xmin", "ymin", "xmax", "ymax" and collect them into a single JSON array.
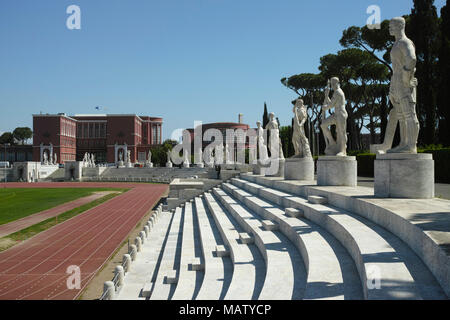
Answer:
[{"xmin": 0, "ymin": 182, "xmax": 168, "ymax": 300}]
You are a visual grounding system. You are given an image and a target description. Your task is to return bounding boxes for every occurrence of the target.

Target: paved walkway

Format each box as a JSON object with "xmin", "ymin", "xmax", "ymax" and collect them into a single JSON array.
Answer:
[
  {"xmin": 0, "ymin": 182, "xmax": 168, "ymax": 300},
  {"xmin": 0, "ymin": 191, "xmax": 116, "ymax": 238},
  {"xmin": 357, "ymin": 177, "xmax": 450, "ymax": 200}
]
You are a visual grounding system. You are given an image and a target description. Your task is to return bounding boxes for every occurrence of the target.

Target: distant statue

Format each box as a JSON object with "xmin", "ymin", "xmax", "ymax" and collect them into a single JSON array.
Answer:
[
  {"xmin": 43, "ymin": 152, "xmax": 48, "ymax": 165},
  {"xmin": 49, "ymin": 153, "xmax": 53, "ymax": 165},
  {"xmin": 91, "ymin": 154, "xmax": 95, "ymax": 166},
  {"xmin": 214, "ymin": 144, "xmax": 224, "ymax": 165},
  {"xmin": 371, "ymin": 17, "xmax": 419, "ymax": 154},
  {"xmin": 225, "ymin": 143, "xmax": 232, "ymax": 164},
  {"xmin": 183, "ymin": 150, "xmax": 190, "ymax": 167},
  {"xmin": 148, "ymin": 150, "xmax": 152, "ymax": 163},
  {"xmin": 265, "ymin": 113, "xmax": 285, "ymax": 159},
  {"xmin": 197, "ymin": 148, "xmax": 203, "ymax": 165},
  {"xmin": 54, "ymin": 153, "xmax": 58, "ymax": 165},
  {"xmin": 292, "ymin": 99, "xmax": 312, "ymax": 158},
  {"xmin": 321, "ymin": 77, "xmax": 348, "ymax": 156},
  {"xmin": 256, "ymin": 121, "xmax": 269, "ymax": 162},
  {"xmin": 118, "ymin": 151, "xmax": 123, "ymax": 162}
]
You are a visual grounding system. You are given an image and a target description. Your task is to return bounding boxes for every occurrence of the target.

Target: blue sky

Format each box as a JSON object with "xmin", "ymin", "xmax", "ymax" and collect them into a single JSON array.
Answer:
[{"xmin": 0, "ymin": 0, "xmax": 446, "ymax": 140}]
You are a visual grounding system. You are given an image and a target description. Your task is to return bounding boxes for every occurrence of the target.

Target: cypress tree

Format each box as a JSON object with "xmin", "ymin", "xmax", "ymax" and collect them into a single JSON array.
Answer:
[
  {"xmin": 438, "ymin": 0, "xmax": 450, "ymax": 146},
  {"xmin": 409, "ymin": 0, "xmax": 440, "ymax": 145},
  {"xmin": 262, "ymin": 103, "xmax": 269, "ymax": 129}
]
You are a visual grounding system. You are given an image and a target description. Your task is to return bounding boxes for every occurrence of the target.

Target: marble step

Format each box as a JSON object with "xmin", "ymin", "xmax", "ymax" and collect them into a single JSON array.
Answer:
[
  {"xmin": 192, "ymin": 196, "xmax": 229, "ymax": 300},
  {"xmin": 240, "ymin": 173, "xmax": 450, "ymax": 298},
  {"xmin": 172, "ymin": 202, "xmax": 203, "ymax": 300},
  {"xmin": 230, "ymin": 177, "xmax": 431, "ymax": 300},
  {"xmin": 203, "ymin": 192, "xmax": 264, "ymax": 300},
  {"xmin": 149, "ymin": 207, "xmax": 184, "ymax": 300},
  {"xmin": 225, "ymin": 180, "xmax": 363, "ymax": 300},
  {"xmin": 212, "ymin": 187, "xmax": 305, "ymax": 300},
  {"xmin": 116, "ymin": 210, "xmax": 174, "ymax": 300}
]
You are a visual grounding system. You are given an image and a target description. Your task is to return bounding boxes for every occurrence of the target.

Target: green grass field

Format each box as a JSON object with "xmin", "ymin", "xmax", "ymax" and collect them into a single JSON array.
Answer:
[{"xmin": 0, "ymin": 188, "xmax": 128, "ymax": 225}]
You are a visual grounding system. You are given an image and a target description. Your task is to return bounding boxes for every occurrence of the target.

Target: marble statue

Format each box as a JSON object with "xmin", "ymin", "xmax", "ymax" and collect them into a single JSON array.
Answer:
[
  {"xmin": 292, "ymin": 99, "xmax": 312, "ymax": 158},
  {"xmin": 166, "ymin": 150, "xmax": 173, "ymax": 167},
  {"xmin": 320, "ymin": 77, "xmax": 348, "ymax": 156},
  {"xmin": 205, "ymin": 147, "xmax": 214, "ymax": 167},
  {"xmin": 197, "ymin": 148, "xmax": 203, "ymax": 164},
  {"xmin": 54, "ymin": 153, "xmax": 58, "ymax": 165},
  {"xmin": 148, "ymin": 150, "xmax": 152, "ymax": 163},
  {"xmin": 127, "ymin": 151, "xmax": 131, "ymax": 163},
  {"xmin": 371, "ymin": 17, "xmax": 419, "ymax": 154},
  {"xmin": 91, "ymin": 154, "xmax": 95, "ymax": 166},
  {"xmin": 43, "ymin": 152, "xmax": 48, "ymax": 165},
  {"xmin": 256, "ymin": 121, "xmax": 269, "ymax": 162},
  {"xmin": 265, "ymin": 113, "xmax": 285, "ymax": 159},
  {"xmin": 183, "ymin": 151, "xmax": 190, "ymax": 167},
  {"xmin": 49, "ymin": 153, "xmax": 53, "ymax": 166},
  {"xmin": 119, "ymin": 151, "xmax": 123, "ymax": 162},
  {"xmin": 225, "ymin": 143, "xmax": 232, "ymax": 164}
]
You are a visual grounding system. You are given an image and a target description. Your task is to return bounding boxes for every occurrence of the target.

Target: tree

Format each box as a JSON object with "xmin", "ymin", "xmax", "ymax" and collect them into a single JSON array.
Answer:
[
  {"xmin": 281, "ymin": 73, "xmax": 326, "ymax": 153},
  {"xmin": 150, "ymin": 139, "xmax": 178, "ymax": 167},
  {"xmin": 409, "ymin": 0, "xmax": 440, "ymax": 145},
  {"xmin": 13, "ymin": 127, "xmax": 33, "ymax": 145},
  {"xmin": 319, "ymin": 48, "xmax": 389, "ymax": 150},
  {"xmin": 262, "ymin": 103, "xmax": 269, "ymax": 129},
  {"xmin": 438, "ymin": 0, "xmax": 450, "ymax": 146},
  {"xmin": 340, "ymin": 20, "xmax": 393, "ymax": 138},
  {"xmin": 0, "ymin": 132, "xmax": 14, "ymax": 145}
]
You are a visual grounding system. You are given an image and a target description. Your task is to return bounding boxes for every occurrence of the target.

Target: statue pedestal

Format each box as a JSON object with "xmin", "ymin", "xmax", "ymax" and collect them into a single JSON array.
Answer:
[
  {"xmin": 317, "ymin": 156, "xmax": 357, "ymax": 186},
  {"xmin": 196, "ymin": 163, "xmax": 205, "ymax": 168},
  {"xmin": 166, "ymin": 162, "xmax": 173, "ymax": 168},
  {"xmin": 183, "ymin": 162, "xmax": 190, "ymax": 168},
  {"xmin": 374, "ymin": 153, "xmax": 434, "ymax": 199},
  {"xmin": 145, "ymin": 162, "xmax": 154, "ymax": 168},
  {"xmin": 265, "ymin": 158, "xmax": 285, "ymax": 178},
  {"xmin": 253, "ymin": 160, "xmax": 269, "ymax": 175},
  {"xmin": 284, "ymin": 157, "xmax": 315, "ymax": 181},
  {"xmin": 117, "ymin": 161, "xmax": 125, "ymax": 168},
  {"xmin": 126, "ymin": 162, "xmax": 133, "ymax": 168}
]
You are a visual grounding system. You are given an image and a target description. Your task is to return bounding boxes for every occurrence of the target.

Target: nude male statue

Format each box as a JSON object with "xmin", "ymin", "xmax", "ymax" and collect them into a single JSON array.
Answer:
[
  {"xmin": 371, "ymin": 17, "xmax": 419, "ymax": 154},
  {"xmin": 320, "ymin": 77, "xmax": 348, "ymax": 156}
]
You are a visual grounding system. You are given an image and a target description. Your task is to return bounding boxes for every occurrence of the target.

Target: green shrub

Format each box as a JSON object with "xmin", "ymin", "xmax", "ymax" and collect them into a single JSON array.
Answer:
[{"xmin": 346, "ymin": 148, "xmax": 450, "ymax": 183}]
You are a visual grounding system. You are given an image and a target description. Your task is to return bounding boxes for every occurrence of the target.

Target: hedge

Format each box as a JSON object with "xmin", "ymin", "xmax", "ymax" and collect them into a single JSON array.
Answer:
[{"xmin": 353, "ymin": 148, "xmax": 450, "ymax": 183}]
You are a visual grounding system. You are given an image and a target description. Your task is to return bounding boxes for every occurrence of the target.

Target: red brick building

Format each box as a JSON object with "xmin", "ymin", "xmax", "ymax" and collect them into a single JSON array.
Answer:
[{"xmin": 32, "ymin": 113, "xmax": 163, "ymax": 164}]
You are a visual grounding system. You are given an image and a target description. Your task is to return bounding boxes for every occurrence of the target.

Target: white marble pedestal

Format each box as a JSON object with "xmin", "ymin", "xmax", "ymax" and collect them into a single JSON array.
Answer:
[
  {"xmin": 265, "ymin": 158, "xmax": 285, "ymax": 178},
  {"xmin": 374, "ymin": 153, "xmax": 434, "ymax": 199},
  {"xmin": 317, "ymin": 156, "xmax": 357, "ymax": 186},
  {"xmin": 284, "ymin": 157, "xmax": 315, "ymax": 181},
  {"xmin": 126, "ymin": 162, "xmax": 133, "ymax": 168},
  {"xmin": 196, "ymin": 163, "xmax": 205, "ymax": 168},
  {"xmin": 166, "ymin": 162, "xmax": 173, "ymax": 168}
]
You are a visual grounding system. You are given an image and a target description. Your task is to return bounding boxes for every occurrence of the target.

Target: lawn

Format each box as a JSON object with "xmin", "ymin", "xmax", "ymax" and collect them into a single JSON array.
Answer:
[{"xmin": 0, "ymin": 188, "xmax": 128, "ymax": 225}]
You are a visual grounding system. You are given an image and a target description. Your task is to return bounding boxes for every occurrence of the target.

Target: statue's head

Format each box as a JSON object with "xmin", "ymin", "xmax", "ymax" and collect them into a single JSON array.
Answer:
[
  {"xmin": 256, "ymin": 121, "xmax": 261, "ymax": 128},
  {"xmin": 269, "ymin": 112, "xmax": 275, "ymax": 120},
  {"xmin": 296, "ymin": 99, "xmax": 304, "ymax": 107},
  {"xmin": 389, "ymin": 17, "xmax": 406, "ymax": 36},
  {"xmin": 330, "ymin": 77, "xmax": 340, "ymax": 90}
]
